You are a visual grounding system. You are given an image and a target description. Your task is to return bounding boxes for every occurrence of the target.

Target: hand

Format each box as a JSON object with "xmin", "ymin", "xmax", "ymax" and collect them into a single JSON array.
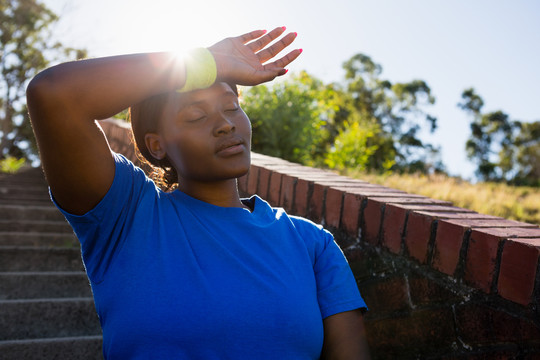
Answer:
[{"xmin": 208, "ymin": 27, "xmax": 302, "ymax": 86}]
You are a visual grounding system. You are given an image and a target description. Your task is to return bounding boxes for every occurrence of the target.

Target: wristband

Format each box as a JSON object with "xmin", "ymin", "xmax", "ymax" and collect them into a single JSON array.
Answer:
[{"xmin": 177, "ymin": 48, "xmax": 217, "ymax": 93}]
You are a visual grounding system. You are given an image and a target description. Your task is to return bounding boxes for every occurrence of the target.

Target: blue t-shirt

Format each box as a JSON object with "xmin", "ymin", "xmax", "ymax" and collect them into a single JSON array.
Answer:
[{"xmin": 54, "ymin": 153, "xmax": 366, "ymax": 359}]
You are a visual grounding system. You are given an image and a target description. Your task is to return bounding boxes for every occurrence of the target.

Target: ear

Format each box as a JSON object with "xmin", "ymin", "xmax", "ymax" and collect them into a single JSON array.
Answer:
[{"xmin": 144, "ymin": 133, "xmax": 167, "ymax": 160}]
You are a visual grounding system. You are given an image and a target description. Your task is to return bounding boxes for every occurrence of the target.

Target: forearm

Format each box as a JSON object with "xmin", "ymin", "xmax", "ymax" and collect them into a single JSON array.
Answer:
[{"xmin": 27, "ymin": 52, "xmax": 185, "ymax": 122}]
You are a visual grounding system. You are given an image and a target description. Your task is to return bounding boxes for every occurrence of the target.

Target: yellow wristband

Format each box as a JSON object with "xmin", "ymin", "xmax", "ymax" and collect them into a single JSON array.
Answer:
[{"xmin": 177, "ymin": 48, "xmax": 217, "ymax": 93}]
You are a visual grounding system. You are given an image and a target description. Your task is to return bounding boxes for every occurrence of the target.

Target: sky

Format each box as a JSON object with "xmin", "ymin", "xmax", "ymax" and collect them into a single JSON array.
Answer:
[{"xmin": 44, "ymin": 0, "xmax": 540, "ymax": 179}]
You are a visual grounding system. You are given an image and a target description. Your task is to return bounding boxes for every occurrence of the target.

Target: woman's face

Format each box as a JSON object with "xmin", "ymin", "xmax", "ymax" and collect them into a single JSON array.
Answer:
[{"xmin": 156, "ymin": 83, "xmax": 251, "ymax": 185}]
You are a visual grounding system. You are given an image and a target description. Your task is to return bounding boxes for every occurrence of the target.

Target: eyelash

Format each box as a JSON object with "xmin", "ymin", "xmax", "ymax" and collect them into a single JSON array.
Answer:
[{"xmin": 185, "ymin": 104, "xmax": 239, "ymax": 122}]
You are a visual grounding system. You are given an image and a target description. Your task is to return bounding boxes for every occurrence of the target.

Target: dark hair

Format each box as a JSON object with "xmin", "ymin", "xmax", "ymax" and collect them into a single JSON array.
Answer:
[
  {"xmin": 129, "ymin": 83, "xmax": 239, "ymax": 192},
  {"xmin": 130, "ymin": 92, "xmax": 178, "ymax": 192}
]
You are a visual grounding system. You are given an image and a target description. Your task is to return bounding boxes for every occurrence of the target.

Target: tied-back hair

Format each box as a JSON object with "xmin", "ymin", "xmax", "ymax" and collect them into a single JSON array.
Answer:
[
  {"xmin": 128, "ymin": 83, "xmax": 239, "ymax": 192},
  {"xmin": 129, "ymin": 93, "xmax": 178, "ymax": 192}
]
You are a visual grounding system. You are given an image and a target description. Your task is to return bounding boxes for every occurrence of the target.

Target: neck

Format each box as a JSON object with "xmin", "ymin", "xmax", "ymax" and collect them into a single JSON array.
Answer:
[{"xmin": 177, "ymin": 178, "xmax": 245, "ymax": 208}]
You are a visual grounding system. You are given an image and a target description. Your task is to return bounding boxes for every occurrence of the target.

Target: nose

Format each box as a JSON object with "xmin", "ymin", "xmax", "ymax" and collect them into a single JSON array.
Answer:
[{"xmin": 213, "ymin": 113, "xmax": 235, "ymax": 136}]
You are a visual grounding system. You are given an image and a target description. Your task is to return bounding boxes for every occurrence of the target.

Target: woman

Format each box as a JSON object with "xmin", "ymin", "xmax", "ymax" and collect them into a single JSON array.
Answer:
[{"xmin": 27, "ymin": 27, "xmax": 369, "ymax": 359}]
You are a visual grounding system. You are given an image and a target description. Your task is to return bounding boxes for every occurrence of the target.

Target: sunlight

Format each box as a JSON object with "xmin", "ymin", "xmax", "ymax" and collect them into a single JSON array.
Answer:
[{"xmin": 116, "ymin": 0, "xmax": 244, "ymax": 54}]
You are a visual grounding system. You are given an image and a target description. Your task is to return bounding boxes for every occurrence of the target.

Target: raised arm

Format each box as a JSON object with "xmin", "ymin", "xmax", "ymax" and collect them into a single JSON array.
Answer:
[{"xmin": 27, "ymin": 27, "xmax": 300, "ymax": 215}]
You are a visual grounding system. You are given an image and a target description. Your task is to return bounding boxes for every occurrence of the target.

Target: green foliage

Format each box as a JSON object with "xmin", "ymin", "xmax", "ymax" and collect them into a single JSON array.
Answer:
[
  {"xmin": 459, "ymin": 88, "xmax": 539, "ymax": 185},
  {"xmin": 0, "ymin": 155, "xmax": 25, "ymax": 173},
  {"xmin": 337, "ymin": 53, "xmax": 440, "ymax": 173},
  {"xmin": 241, "ymin": 55, "xmax": 442, "ymax": 175},
  {"xmin": 241, "ymin": 71, "xmax": 334, "ymax": 165},
  {"xmin": 0, "ymin": 0, "xmax": 87, "ymax": 161},
  {"xmin": 324, "ymin": 116, "xmax": 395, "ymax": 172}
]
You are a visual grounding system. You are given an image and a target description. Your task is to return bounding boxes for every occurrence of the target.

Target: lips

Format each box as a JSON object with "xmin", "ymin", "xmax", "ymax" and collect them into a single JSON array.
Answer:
[{"xmin": 215, "ymin": 137, "xmax": 246, "ymax": 157}]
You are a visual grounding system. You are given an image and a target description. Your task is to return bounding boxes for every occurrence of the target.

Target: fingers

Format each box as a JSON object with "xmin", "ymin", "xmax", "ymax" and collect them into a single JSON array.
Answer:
[
  {"xmin": 246, "ymin": 26, "xmax": 286, "ymax": 52},
  {"xmin": 264, "ymin": 48, "xmax": 303, "ymax": 72},
  {"xmin": 238, "ymin": 29, "xmax": 268, "ymax": 44},
  {"xmin": 256, "ymin": 31, "xmax": 298, "ymax": 64}
]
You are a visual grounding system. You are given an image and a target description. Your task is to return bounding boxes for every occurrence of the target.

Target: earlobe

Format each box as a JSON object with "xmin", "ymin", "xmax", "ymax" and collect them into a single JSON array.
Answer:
[{"xmin": 144, "ymin": 133, "xmax": 167, "ymax": 160}]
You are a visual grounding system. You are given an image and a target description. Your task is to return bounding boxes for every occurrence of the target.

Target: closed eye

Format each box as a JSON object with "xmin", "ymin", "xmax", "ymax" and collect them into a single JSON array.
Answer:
[{"xmin": 187, "ymin": 115, "xmax": 206, "ymax": 122}]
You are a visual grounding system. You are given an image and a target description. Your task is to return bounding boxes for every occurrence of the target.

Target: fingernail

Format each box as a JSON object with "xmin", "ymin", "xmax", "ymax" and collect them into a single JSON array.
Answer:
[
  {"xmin": 298, "ymin": 48, "xmax": 303, "ymax": 53},
  {"xmin": 281, "ymin": 26, "xmax": 287, "ymax": 31},
  {"xmin": 293, "ymin": 32, "xmax": 298, "ymax": 37},
  {"xmin": 262, "ymin": 29, "xmax": 267, "ymax": 34},
  {"xmin": 284, "ymin": 69, "xmax": 289, "ymax": 74}
]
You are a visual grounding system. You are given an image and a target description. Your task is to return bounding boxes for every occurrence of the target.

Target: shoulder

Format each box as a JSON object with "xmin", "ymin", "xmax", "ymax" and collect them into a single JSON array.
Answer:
[{"xmin": 253, "ymin": 196, "xmax": 333, "ymax": 249}]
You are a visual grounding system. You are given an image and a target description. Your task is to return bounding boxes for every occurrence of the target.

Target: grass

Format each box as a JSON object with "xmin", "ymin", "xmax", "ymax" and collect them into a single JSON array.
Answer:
[{"xmin": 341, "ymin": 170, "xmax": 540, "ymax": 226}]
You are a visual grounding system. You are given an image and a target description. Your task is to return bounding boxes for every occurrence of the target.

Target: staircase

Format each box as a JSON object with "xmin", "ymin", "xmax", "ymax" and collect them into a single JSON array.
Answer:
[{"xmin": 0, "ymin": 167, "xmax": 103, "ymax": 359}]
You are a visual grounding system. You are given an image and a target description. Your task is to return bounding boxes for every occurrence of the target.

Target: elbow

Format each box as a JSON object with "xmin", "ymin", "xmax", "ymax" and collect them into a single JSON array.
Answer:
[
  {"xmin": 26, "ymin": 69, "xmax": 54, "ymax": 109},
  {"xmin": 26, "ymin": 67, "xmax": 67, "ymax": 124}
]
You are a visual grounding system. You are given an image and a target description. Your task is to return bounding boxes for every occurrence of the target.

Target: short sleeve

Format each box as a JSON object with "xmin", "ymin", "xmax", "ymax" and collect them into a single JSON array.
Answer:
[
  {"xmin": 50, "ymin": 152, "xmax": 155, "ymax": 283},
  {"xmin": 290, "ymin": 216, "xmax": 367, "ymax": 319},
  {"xmin": 314, "ymin": 229, "xmax": 367, "ymax": 318}
]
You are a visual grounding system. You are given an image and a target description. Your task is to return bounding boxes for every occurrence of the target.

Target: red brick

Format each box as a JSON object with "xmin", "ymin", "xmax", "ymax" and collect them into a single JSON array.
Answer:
[
  {"xmin": 347, "ymin": 247, "xmax": 392, "ymax": 280},
  {"xmin": 360, "ymin": 276, "xmax": 410, "ymax": 313},
  {"xmin": 439, "ymin": 350, "xmax": 529, "ymax": 360},
  {"xmin": 342, "ymin": 193, "xmax": 363, "ymax": 238},
  {"xmin": 247, "ymin": 166, "xmax": 259, "ymax": 195},
  {"xmin": 497, "ymin": 238, "xmax": 540, "ymax": 306},
  {"xmin": 475, "ymin": 227, "xmax": 540, "ymax": 238},
  {"xmin": 365, "ymin": 196, "xmax": 451, "ymax": 206},
  {"xmin": 404, "ymin": 212, "xmax": 434, "ymax": 264},
  {"xmin": 381, "ymin": 204, "xmax": 407, "ymax": 254},
  {"xmin": 324, "ymin": 188, "xmax": 343, "ymax": 228},
  {"xmin": 279, "ymin": 174, "xmax": 296, "ymax": 213},
  {"xmin": 464, "ymin": 230, "xmax": 504, "ymax": 293},
  {"xmin": 365, "ymin": 308, "xmax": 456, "ymax": 358},
  {"xmin": 257, "ymin": 167, "xmax": 271, "ymax": 200},
  {"xmin": 443, "ymin": 218, "xmax": 539, "ymax": 229},
  {"xmin": 308, "ymin": 183, "xmax": 326, "ymax": 224},
  {"xmin": 294, "ymin": 178, "xmax": 310, "ymax": 217},
  {"xmin": 455, "ymin": 303, "xmax": 540, "ymax": 345},
  {"xmin": 267, "ymin": 172, "xmax": 282, "ymax": 206},
  {"xmin": 333, "ymin": 186, "xmax": 406, "ymax": 197},
  {"xmin": 363, "ymin": 198, "xmax": 384, "ymax": 245},
  {"xmin": 408, "ymin": 275, "xmax": 461, "ymax": 306},
  {"xmin": 432, "ymin": 220, "xmax": 468, "ymax": 275},
  {"xmin": 395, "ymin": 204, "xmax": 476, "ymax": 213}
]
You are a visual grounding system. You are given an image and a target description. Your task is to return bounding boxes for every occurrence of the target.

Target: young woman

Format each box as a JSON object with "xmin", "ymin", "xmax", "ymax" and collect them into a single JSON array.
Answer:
[{"xmin": 27, "ymin": 27, "xmax": 369, "ymax": 359}]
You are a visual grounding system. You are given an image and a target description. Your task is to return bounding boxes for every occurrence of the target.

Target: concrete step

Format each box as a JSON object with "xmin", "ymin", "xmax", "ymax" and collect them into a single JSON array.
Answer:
[
  {"xmin": 0, "ymin": 176, "xmax": 48, "ymax": 188},
  {"xmin": 0, "ymin": 247, "xmax": 84, "ymax": 272},
  {"xmin": 0, "ymin": 272, "xmax": 91, "ymax": 300},
  {"xmin": 0, "ymin": 185, "xmax": 50, "ymax": 200},
  {"xmin": 0, "ymin": 220, "xmax": 72, "ymax": 234},
  {"xmin": 0, "ymin": 184, "xmax": 49, "ymax": 194},
  {"xmin": 0, "ymin": 204, "xmax": 65, "ymax": 222},
  {"xmin": 0, "ymin": 192, "xmax": 51, "ymax": 202},
  {"xmin": 0, "ymin": 198, "xmax": 56, "ymax": 206},
  {"xmin": 0, "ymin": 298, "xmax": 101, "ymax": 340},
  {"xmin": 0, "ymin": 232, "xmax": 78, "ymax": 247},
  {"xmin": 0, "ymin": 335, "xmax": 102, "ymax": 360}
]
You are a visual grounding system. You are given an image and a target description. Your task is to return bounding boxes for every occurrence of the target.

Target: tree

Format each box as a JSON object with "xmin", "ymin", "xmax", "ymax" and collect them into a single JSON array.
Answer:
[
  {"xmin": 459, "ymin": 88, "xmax": 539, "ymax": 185},
  {"xmin": 510, "ymin": 121, "xmax": 540, "ymax": 187},
  {"xmin": 337, "ymin": 53, "xmax": 441, "ymax": 173},
  {"xmin": 241, "ymin": 71, "xmax": 335, "ymax": 165},
  {"xmin": 0, "ymin": 0, "xmax": 86, "ymax": 161},
  {"xmin": 241, "ymin": 55, "xmax": 443, "ymax": 175},
  {"xmin": 324, "ymin": 115, "xmax": 396, "ymax": 172}
]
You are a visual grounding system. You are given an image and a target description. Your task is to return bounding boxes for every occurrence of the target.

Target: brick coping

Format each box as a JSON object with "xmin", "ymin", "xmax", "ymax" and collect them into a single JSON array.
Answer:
[{"xmin": 100, "ymin": 118, "xmax": 540, "ymax": 308}]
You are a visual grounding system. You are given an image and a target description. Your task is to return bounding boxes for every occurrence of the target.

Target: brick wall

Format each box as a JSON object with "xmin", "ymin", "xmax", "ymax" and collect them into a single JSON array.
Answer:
[{"xmin": 100, "ymin": 118, "xmax": 540, "ymax": 359}]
